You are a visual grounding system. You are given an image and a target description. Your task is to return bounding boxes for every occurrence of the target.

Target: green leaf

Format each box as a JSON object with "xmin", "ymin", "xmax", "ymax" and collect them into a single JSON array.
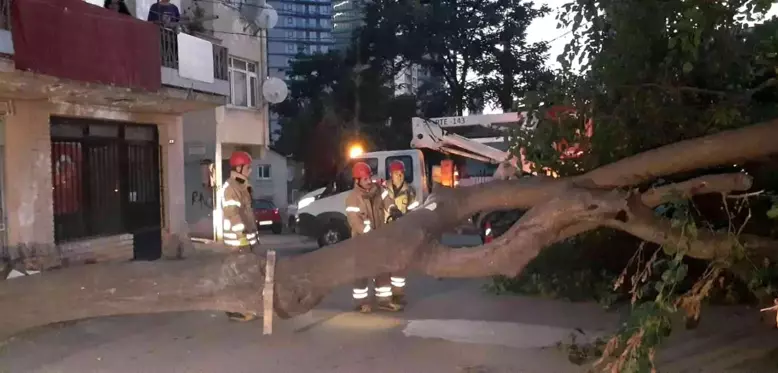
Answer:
[
  {"xmin": 683, "ymin": 62, "xmax": 693, "ymax": 73},
  {"xmin": 674, "ymin": 264, "xmax": 688, "ymax": 283},
  {"xmin": 767, "ymin": 205, "xmax": 778, "ymax": 219}
]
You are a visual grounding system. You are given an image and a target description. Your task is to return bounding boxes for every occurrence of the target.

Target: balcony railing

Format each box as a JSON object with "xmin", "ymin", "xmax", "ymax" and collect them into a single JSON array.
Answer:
[{"xmin": 160, "ymin": 27, "xmax": 228, "ymax": 81}]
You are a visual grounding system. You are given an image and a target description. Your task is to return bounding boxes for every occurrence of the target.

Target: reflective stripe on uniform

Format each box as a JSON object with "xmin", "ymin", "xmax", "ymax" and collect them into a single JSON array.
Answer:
[
  {"xmin": 246, "ymin": 232, "xmax": 257, "ymax": 239},
  {"xmin": 224, "ymin": 232, "xmax": 238, "ymax": 239},
  {"xmin": 353, "ymin": 287, "xmax": 369, "ymax": 299},
  {"xmin": 381, "ymin": 190, "xmax": 389, "ymax": 199},
  {"xmin": 363, "ymin": 226, "xmax": 371, "ymax": 233},
  {"xmin": 249, "ymin": 239, "xmax": 257, "ymax": 245},
  {"xmin": 346, "ymin": 206, "xmax": 361, "ymax": 212},
  {"xmin": 224, "ymin": 239, "xmax": 242, "ymax": 246},
  {"xmin": 231, "ymin": 223, "xmax": 245, "ymax": 232},
  {"xmin": 407, "ymin": 201, "xmax": 419, "ymax": 210},
  {"xmin": 223, "ymin": 219, "xmax": 231, "ymax": 230},
  {"xmin": 375, "ymin": 286, "xmax": 392, "ymax": 298},
  {"xmin": 391, "ymin": 277, "xmax": 406, "ymax": 288},
  {"xmin": 224, "ymin": 199, "xmax": 241, "ymax": 207}
]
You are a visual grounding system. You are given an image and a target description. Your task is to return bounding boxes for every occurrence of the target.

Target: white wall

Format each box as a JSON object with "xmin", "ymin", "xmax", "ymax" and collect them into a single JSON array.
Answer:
[
  {"xmin": 250, "ymin": 150, "xmax": 288, "ymax": 209},
  {"xmin": 208, "ymin": 1, "xmax": 269, "ymax": 148}
]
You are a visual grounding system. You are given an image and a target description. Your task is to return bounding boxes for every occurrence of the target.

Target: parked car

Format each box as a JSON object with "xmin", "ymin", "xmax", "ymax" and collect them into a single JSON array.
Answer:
[{"xmin": 252, "ymin": 199, "xmax": 283, "ymax": 234}]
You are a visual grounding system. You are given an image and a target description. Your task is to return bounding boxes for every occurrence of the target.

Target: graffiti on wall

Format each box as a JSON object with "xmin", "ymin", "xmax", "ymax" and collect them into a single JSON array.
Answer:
[{"xmin": 190, "ymin": 190, "xmax": 213, "ymax": 210}]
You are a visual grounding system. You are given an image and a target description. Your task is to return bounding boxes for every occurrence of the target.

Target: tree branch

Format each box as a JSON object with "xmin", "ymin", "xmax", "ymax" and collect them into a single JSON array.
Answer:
[{"xmin": 418, "ymin": 188, "xmax": 630, "ymax": 278}]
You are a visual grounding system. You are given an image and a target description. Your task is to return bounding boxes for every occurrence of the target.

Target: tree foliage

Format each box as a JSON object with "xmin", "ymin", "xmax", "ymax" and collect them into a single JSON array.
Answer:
[
  {"xmin": 271, "ymin": 51, "xmax": 416, "ymax": 187},
  {"xmin": 361, "ymin": 0, "xmax": 552, "ymax": 114},
  {"xmin": 501, "ymin": 1, "xmax": 778, "ymax": 370}
]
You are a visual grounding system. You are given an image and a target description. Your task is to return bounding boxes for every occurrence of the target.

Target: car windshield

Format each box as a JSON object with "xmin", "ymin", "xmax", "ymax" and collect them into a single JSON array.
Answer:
[{"xmin": 252, "ymin": 199, "xmax": 275, "ymax": 210}]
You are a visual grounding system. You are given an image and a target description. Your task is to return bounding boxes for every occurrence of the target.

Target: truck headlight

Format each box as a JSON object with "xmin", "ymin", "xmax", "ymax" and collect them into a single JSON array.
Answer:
[{"xmin": 297, "ymin": 196, "xmax": 316, "ymax": 209}]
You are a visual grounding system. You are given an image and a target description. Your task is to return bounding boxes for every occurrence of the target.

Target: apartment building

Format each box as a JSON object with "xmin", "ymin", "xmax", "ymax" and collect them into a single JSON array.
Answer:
[
  {"xmin": 0, "ymin": 0, "xmax": 233, "ymax": 270},
  {"xmin": 264, "ymin": 0, "xmax": 334, "ymax": 140}
]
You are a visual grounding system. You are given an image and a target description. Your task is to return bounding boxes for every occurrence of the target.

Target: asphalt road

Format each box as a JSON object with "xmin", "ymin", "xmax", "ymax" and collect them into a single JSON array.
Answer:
[{"xmin": 253, "ymin": 232, "xmax": 484, "ymax": 257}]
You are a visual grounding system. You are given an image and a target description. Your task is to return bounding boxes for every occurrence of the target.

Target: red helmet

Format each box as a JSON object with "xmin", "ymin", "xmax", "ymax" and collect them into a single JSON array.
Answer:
[
  {"xmin": 229, "ymin": 151, "xmax": 252, "ymax": 167},
  {"xmin": 352, "ymin": 162, "xmax": 372, "ymax": 179},
  {"xmin": 389, "ymin": 160, "xmax": 405, "ymax": 174}
]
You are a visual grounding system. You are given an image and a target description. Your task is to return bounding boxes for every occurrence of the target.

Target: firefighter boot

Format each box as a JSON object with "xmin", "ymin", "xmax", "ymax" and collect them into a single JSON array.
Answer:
[
  {"xmin": 354, "ymin": 301, "xmax": 373, "ymax": 313},
  {"xmin": 376, "ymin": 299, "xmax": 404, "ymax": 312},
  {"xmin": 225, "ymin": 311, "xmax": 258, "ymax": 322}
]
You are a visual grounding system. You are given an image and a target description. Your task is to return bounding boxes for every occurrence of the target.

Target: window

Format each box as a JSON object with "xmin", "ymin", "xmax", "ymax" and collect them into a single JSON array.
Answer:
[
  {"xmin": 321, "ymin": 5, "xmax": 330, "ymax": 14},
  {"xmin": 252, "ymin": 199, "xmax": 276, "ymax": 210},
  {"xmin": 320, "ymin": 45, "xmax": 329, "ymax": 53},
  {"xmin": 286, "ymin": 44, "xmax": 296, "ymax": 53},
  {"xmin": 385, "ymin": 156, "xmax": 414, "ymax": 183},
  {"xmin": 228, "ymin": 56, "xmax": 258, "ymax": 107},
  {"xmin": 256, "ymin": 164, "xmax": 272, "ymax": 180},
  {"xmin": 286, "ymin": 30, "xmax": 294, "ymax": 39},
  {"xmin": 286, "ymin": 16, "xmax": 293, "ymax": 25}
]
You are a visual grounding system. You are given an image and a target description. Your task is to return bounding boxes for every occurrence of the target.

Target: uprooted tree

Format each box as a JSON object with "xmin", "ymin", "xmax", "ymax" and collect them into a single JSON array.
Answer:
[
  {"xmin": 1, "ymin": 120, "xmax": 778, "ymax": 341},
  {"xmin": 4, "ymin": 1, "xmax": 778, "ymax": 372}
]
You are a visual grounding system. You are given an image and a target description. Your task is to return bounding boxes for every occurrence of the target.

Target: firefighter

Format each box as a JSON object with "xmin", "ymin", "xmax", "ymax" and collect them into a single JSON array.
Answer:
[
  {"xmin": 219, "ymin": 150, "xmax": 260, "ymax": 322},
  {"xmin": 346, "ymin": 161, "xmax": 404, "ymax": 313},
  {"xmin": 384, "ymin": 160, "xmax": 418, "ymax": 306}
]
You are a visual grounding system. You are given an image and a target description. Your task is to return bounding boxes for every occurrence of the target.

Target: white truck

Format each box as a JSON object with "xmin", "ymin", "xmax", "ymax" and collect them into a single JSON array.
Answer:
[{"xmin": 295, "ymin": 112, "xmax": 537, "ymax": 247}]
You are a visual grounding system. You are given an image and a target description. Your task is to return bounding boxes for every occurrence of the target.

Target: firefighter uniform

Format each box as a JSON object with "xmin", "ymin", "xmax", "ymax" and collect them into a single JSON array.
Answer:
[
  {"xmin": 219, "ymin": 151, "xmax": 259, "ymax": 322},
  {"xmin": 384, "ymin": 160, "xmax": 418, "ymax": 305},
  {"xmin": 346, "ymin": 161, "xmax": 404, "ymax": 313},
  {"xmin": 219, "ymin": 174, "xmax": 258, "ymax": 249}
]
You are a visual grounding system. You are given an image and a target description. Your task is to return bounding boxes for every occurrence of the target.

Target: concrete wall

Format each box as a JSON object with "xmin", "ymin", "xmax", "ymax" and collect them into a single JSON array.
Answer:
[
  {"xmin": 1, "ymin": 100, "xmax": 187, "ymax": 253},
  {"xmin": 182, "ymin": 108, "xmax": 219, "ymax": 240}
]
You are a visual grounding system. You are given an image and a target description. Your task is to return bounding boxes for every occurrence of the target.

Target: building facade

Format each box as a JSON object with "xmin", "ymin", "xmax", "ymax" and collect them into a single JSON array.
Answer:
[
  {"xmin": 332, "ymin": 0, "xmax": 362, "ymax": 52},
  {"xmin": 265, "ymin": 0, "xmax": 334, "ymax": 140},
  {"xmin": 175, "ymin": 0, "xmax": 275, "ymax": 242},
  {"xmin": 0, "ymin": 0, "xmax": 230, "ymax": 273}
]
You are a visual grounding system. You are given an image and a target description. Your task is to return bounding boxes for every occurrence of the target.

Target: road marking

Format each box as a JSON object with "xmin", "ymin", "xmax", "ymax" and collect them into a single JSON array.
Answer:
[{"xmin": 402, "ymin": 319, "xmax": 605, "ymax": 349}]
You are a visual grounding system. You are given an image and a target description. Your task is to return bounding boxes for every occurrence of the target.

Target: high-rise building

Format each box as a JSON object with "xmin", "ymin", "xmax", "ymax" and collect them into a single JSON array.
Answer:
[
  {"xmin": 332, "ymin": 0, "xmax": 363, "ymax": 51},
  {"xmin": 267, "ymin": 0, "xmax": 335, "ymax": 140}
]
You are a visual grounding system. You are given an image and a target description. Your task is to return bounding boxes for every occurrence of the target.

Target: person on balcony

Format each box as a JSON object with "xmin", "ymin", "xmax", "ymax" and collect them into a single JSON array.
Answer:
[
  {"xmin": 147, "ymin": 0, "xmax": 181, "ymax": 27},
  {"xmin": 104, "ymin": 0, "xmax": 132, "ymax": 16}
]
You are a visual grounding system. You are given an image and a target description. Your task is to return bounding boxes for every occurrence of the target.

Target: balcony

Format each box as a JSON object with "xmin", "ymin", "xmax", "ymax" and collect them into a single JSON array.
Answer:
[
  {"xmin": 159, "ymin": 28, "xmax": 230, "ymax": 97},
  {"xmin": 0, "ymin": 0, "xmax": 227, "ymax": 113}
]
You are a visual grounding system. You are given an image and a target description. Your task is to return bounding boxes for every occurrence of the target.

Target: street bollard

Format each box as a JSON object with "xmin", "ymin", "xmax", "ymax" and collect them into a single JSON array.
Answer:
[{"xmin": 263, "ymin": 250, "xmax": 276, "ymax": 335}]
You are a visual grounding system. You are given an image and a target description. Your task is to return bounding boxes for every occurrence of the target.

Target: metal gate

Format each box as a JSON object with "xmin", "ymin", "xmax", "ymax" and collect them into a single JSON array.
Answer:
[{"xmin": 50, "ymin": 117, "xmax": 162, "ymax": 260}]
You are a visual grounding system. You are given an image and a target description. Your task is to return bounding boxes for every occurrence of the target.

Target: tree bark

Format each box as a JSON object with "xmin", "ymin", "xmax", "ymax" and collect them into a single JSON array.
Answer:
[{"xmin": 2, "ymin": 119, "xmax": 778, "ymax": 342}]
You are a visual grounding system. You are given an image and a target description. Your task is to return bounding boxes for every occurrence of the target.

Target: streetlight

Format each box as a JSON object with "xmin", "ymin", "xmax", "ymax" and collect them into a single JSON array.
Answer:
[{"xmin": 348, "ymin": 143, "xmax": 365, "ymax": 158}]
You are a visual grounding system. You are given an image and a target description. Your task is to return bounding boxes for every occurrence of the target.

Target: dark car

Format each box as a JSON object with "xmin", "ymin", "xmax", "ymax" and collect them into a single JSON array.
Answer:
[{"xmin": 252, "ymin": 199, "xmax": 283, "ymax": 234}]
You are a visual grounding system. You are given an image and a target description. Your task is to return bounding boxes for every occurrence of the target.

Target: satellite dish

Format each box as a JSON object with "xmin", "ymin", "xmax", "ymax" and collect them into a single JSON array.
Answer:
[
  {"xmin": 262, "ymin": 77, "xmax": 288, "ymax": 104},
  {"xmin": 257, "ymin": 4, "xmax": 278, "ymax": 29}
]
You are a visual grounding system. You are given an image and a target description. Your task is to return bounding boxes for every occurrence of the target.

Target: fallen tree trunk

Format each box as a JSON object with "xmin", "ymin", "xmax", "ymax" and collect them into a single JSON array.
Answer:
[{"xmin": 2, "ymin": 119, "xmax": 778, "ymax": 341}]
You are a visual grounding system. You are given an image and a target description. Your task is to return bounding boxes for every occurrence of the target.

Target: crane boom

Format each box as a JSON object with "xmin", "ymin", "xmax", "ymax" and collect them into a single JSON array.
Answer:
[
  {"xmin": 410, "ymin": 113, "xmax": 536, "ymax": 181},
  {"xmin": 410, "ymin": 113, "xmax": 534, "ymax": 163}
]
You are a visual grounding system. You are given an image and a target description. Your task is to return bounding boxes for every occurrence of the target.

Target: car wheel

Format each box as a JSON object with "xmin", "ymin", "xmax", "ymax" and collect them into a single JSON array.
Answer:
[
  {"xmin": 271, "ymin": 223, "xmax": 283, "ymax": 234},
  {"xmin": 318, "ymin": 221, "xmax": 349, "ymax": 248}
]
